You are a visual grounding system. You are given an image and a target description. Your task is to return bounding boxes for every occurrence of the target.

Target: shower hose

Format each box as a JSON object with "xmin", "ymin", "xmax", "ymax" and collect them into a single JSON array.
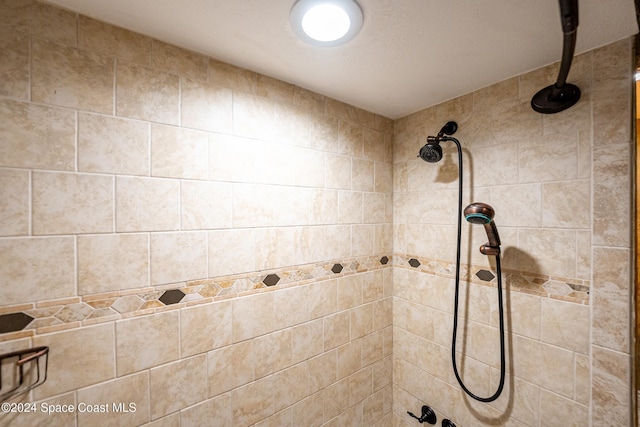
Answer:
[{"xmin": 449, "ymin": 137, "xmax": 506, "ymax": 403}]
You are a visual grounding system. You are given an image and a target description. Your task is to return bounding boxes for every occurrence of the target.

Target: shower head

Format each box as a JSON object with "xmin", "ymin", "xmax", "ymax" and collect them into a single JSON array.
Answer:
[
  {"xmin": 464, "ymin": 202, "xmax": 501, "ymax": 255},
  {"xmin": 418, "ymin": 121, "xmax": 458, "ymax": 163}
]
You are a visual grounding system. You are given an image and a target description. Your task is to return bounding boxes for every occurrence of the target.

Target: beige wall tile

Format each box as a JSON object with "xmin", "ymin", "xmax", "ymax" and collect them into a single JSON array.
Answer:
[
  {"xmin": 254, "ymin": 329, "xmax": 292, "ymax": 379},
  {"xmin": 291, "ymin": 319, "xmax": 324, "ymax": 364},
  {"xmin": 78, "ymin": 233, "xmax": 149, "ymax": 294},
  {"xmin": 150, "ymin": 232, "xmax": 207, "ymax": 285},
  {"xmin": 338, "ymin": 274, "xmax": 363, "ymax": 311},
  {"xmin": 79, "ymin": 112, "xmax": 150, "ymax": 176},
  {"xmin": 32, "ymin": 39, "xmax": 114, "ymax": 114},
  {"xmin": 322, "ymin": 377, "xmax": 349, "ymax": 422},
  {"xmin": 116, "ymin": 63, "xmax": 179, "ymax": 125},
  {"xmin": 540, "ymin": 299, "xmax": 589, "ymax": 354},
  {"xmin": 209, "ymin": 133, "xmax": 256, "ymax": 182},
  {"xmin": 273, "ymin": 362, "xmax": 309, "ymax": 413},
  {"xmin": 0, "ymin": 169, "xmax": 29, "ymax": 236},
  {"xmin": 209, "ymin": 58, "xmax": 256, "ymax": 93},
  {"xmin": 33, "ymin": 324, "xmax": 115, "ymax": 399},
  {"xmin": 274, "ymin": 102, "xmax": 310, "ymax": 147},
  {"xmin": 257, "ymin": 74, "xmax": 295, "ymax": 104},
  {"xmin": 78, "ymin": 15, "xmax": 151, "ymax": 65},
  {"xmin": 292, "ymin": 391, "xmax": 323, "ymax": 427},
  {"xmin": 592, "ymin": 247, "xmax": 630, "ymax": 353},
  {"xmin": 0, "ymin": 236, "xmax": 75, "ymax": 305},
  {"xmin": 181, "ymin": 180, "xmax": 232, "ymax": 230},
  {"xmin": 116, "ymin": 176, "xmax": 180, "ymax": 232},
  {"xmin": 538, "ymin": 389, "xmax": 588, "ymax": 427},
  {"xmin": 324, "ymin": 311, "xmax": 350, "ymax": 351},
  {"xmin": 352, "ymin": 158, "xmax": 375, "ymax": 192},
  {"xmin": 515, "ymin": 336, "xmax": 574, "ymax": 398},
  {"xmin": 310, "ymin": 189, "xmax": 338, "ymax": 225},
  {"xmin": 325, "ymin": 154, "xmax": 351, "ymax": 190},
  {"xmin": 233, "ymin": 92, "xmax": 275, "ymax": 140},
  {"xmin": 33, "ymin": 172, "xmax": 114, "ymax": 235},
  {"xmin": 274, "ymin": 285, "xmax": 309, "ymax": 330},
  {"xmin": 180, "ymin": 299, "xmax": 232, "ymax": 357},
  {"xmin": 0, "ymin": 98, "xmax": 76, "ymax": 171},
  {"xmin": 338, "ymin": 121, "xmax": 363, "ymax": 158},
  {"xmin": 0, "ymin": 392, "xmax": 76, "ymax": 427},
  {"xmin": 151, "ymin": 124, "xmax": 208, "ymax": 179},
  {"xmin": 208, "ymin": 228, "xmax": 255, "ymax": 277},
  {"xmin": 181, "ymin": 78, "xmax": 233, "ymax": 134},
  {"xmin": 338, "ymin": 191, "xmax": 363, "ymax": 224},
  {"xmin": 231, "ymin": 376, "xmax": 275, "ymax": 426},
  {"xmin": 293, "ymin": 148, "xmax": 324, "ymax": 187},
  {"xmin": 152, "ymin": 41, "xmax": 207, "ymax": 81},
  {"xmin": 254, "ymin": 142, "xmax": 295, "ymax": 185},
  {"xmin": 180, "ymin": 393, "xmax": 232, "ymax": 426},
  {"xmin": 519, "ymin": 135, "xmax": 579, "ymax": 183},
  {"xmin": 207, "ymin": 340, "xmax": 254, "ymax": 397},
  {"xmin": 116, "ymin": 311, "xmax": 180, "ymax": 376},
  {"xmin": 593, "ymin": 143, "xmax": 631, "ymax": 247},
  {"xmin": 310, "ymin": 116, "xmax": 338, "ymax": 152},
  {"xmin": 591, "ymin": 345, "xmax": 631, "ymax": 426},
  {"xmin": 542, "ymin": 180, "xmax": 590, "ymax": 228},
  {"xmin": 516, "ymin": 228, "xmax": 576, "ymax": 278},
  {"xmin": 324, "ymin": 225, "xmax": 351, "ymax": 260},
  {"xmin": 232, "ymin": 292, "xmax": 274, "ymax": 342},
  {"xmin": 0, "ymin": 31, "xmax": 29, "ymax": 99},
  {"xmin": 77, "ymin": 371, "xmax": 150, "ymax": 427},
  {"xmin": 295, "ymin": 87, "xmax": 326, "ymax": 117},
  {"xmin": 254, "ymin": 227, "xmax": 295, "ymax": 270},
  {"xmin": 254, "ymin": 408, "xmax": 292, "ymax": 427},
  {"xmin": 0, "ymin": 1, "xmax": 77, "ymax": 46},
  {"xmin": 308, "ymin": 279, "xmax": 337, "ymax": 320},
  {"xmin": 150, "ymin": 354, "xmax": 207, "ymax": 419},
  {"xmin": 338, "ymin": 341, "xmax": 362, "ymax": 380}
]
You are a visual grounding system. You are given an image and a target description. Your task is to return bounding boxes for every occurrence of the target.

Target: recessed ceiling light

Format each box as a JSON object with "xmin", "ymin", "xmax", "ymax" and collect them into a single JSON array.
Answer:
[{"xmin": 290, "ymin": 0, "xmax": 363, "ymax": 47}]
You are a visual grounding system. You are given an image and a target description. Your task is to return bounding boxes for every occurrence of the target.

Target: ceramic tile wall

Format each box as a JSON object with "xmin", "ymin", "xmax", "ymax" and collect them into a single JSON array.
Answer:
[
  {"xmin": 392, "ymin": 38, "xmax": 633, "ymax": 426},
  {"xmin": 0, "ymin": 1, "xmax": 394, "ymax": 426}
]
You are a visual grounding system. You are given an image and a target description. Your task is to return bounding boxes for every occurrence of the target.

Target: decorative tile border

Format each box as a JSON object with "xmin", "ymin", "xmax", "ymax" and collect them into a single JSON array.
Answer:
[
  {"xmin": 394, "ymin": 254, "xmax": 589, "ymax": 305},
  {"xmin": 0, "ymin": 254, "xmax": 392, "ymax": 341}
]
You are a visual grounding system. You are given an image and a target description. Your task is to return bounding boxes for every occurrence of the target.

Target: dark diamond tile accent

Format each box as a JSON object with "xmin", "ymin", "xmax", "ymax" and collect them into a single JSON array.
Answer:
[
  {"xmin": 476, "ymin": 270, "xmax": 495, "ymax": 282},
  {"xmin": 331, "ymin": 263, "xmax": 343, "ymax": 274},
  {"xmin": 263, "ymin": 274, "xmax": 280, "ymax": 287},
  {"xmin": 159, "ymin": 289, "xmax": 185, "ymax": 305},
  {"xmin": 380, "ymin": 256, "xmax": 389, "ymax": 265},
  {"xmin": 0, "ymin": 312, "xmax": 34, "ymax": 334},
  {"xmin": 408, "ymin": 258, "xmax": 420, "ymax": 268}
]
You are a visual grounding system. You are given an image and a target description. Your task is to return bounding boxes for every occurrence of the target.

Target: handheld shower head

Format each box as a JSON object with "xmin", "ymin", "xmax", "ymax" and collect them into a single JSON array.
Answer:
[
  {"xmin": 418, "ymin": 121, "xmax": 458, "ymax": 163},
  {"xmin": 464, "ymin": 202, "xmax": 501, "ymax": 255}
]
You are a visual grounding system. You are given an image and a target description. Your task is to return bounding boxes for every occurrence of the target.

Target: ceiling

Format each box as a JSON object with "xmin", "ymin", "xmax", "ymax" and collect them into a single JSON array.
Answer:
[{"xmin": 45, "ymin": 0, "xmax": 638, "ymax": 119}]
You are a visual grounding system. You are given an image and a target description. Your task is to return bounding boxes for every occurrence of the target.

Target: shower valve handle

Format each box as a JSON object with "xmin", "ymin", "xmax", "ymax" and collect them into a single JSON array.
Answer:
[{"xmin": 407, "ymin": 405, "xmax": 436, "ymax": 424}]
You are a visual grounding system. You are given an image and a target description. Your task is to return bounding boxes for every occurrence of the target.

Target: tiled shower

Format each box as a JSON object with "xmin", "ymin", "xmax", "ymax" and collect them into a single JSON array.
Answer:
[{"xmin": 0, "ymin": 1, "xmax": 634, "ymax": 426}]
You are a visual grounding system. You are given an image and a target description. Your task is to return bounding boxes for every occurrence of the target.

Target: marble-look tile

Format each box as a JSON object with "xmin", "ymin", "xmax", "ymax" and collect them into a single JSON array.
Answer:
[
  {"xmin": 231, "ymin": 376, "xmax": 275, "ymax": 426},
  {"xmin": 310, "ymin": 116, "xmax": 338, "ymax": 152},
  {"xmin": 274, "ymin": 102, "xmax": 310, "ymax": 148},
  {"xmin": 0, "ymin": 0, "xmax": 77, "ymax": 46},
  {"xmin": 150, "ymin": 232, "xmax": 207, "ymax": 285},
  {"xmin": 207, "ymin": 340, "xmax": 254, "ymax": 397},
  {"xmin": 518, "ymin": 134, "xmax": 578, "ymax": 183},
  {"xmin": 152, "ymin": 41, "xmax": 207, "ymax": 81},
  {"xmin": 79, "ymin": 112, "xmax": 150, "ymax": 176},
  {"xmin": 338, "ymin": 121, "xmax": 363, "ymax": 158},
  {"xmin": 233, "ymin": 92, "xmax": 275, "ymax": 140},
  {"xmin": 77, "ymin": 371, "xmax": 150, "ymax": 427},
  {"xmin": 116, "ymin": 176, "xmax": 180, "ymax": 232},
  {"xmin": 325, "ymin": 154, "xmax": 351, "ymax": 190},
  {"xmin": 591, "ymin": 345, "xmax": 631, "ymax": 426},
  {"xmin": 0, "ymin": 392, "xmax": 76, "ymax": 427},
  {"xmin": 540, "ymin": 298, "xmax": 589, "ymax": 354},
  {"xmin": 181, "ymin": 78, "xmax": 233, "ymax": 134},
  {"xmin": 293, "ymin": 148, "xmax": 324, "ymax": 187},
  {"xmin": 592, "ymin": 247, "xmax": 630, "ymax": 353},
  {"xmin": 232, "ymin": 292, "xmax": 274, "ymax": 342},
  {"xmin": 352, "ymin": 158, "xmax": 375, "ymax": 192},
  {"xmin": 78, "ymin": 233, "xmax": 149, "ymax": 294},
  {"xmin": 181, "ymin": 180, "xmax": 232, "ymax": 230},
  {"xmin": 116, "ymin": 63, "xmax": 179, "ymax": 125},
  {"xmin": 150, "ymin": 354, "xmax": 207, "ymax": 419},
  {"xmin": 33, "ymin": 172, "xmax": 114, "ymax": 235},
  {"xmin": 151, "ymin": 124, "xmax": 208, "ymax": 179},
  {"xmin": 257, "ymin": 74, "xmax": 295, "ymax": 104},
  {"xmin": 0, "ymin": 31, "xmax": 29, "ymax": 99},
  {"xmin": 180, "ymin": 393, "xmax": 232, "ymax": 427},
  {"xmin": 180, "ymin": 300, "xmax": 232, "ymax": 357},
  {"xmin": 32, "ymin": 39, "xmax": 114, "ymax": 114},
  {"xmin": 209, "ymin": 133, "xmax": 256, "ymax": 182},
  {"xmin": 295, "ymin": 87, "xmax": 326, "ymax": 117},
  {"xmin": 115, "ymin": 311, "xmax": 180, "ymax": 376},
  {"xmin": 273, "ymin": 285, "xmax": 309, "ymax": 330},
  {"xmin": 337, "ymin": 341, "xmax": 362, "ymax": 380},
  {"xmin": 33, "ymin": 324, "xmax": 115, "ymax": 399},
  {"xmin": 541, "ymin": 180, "xmax": 590, "ymax": 228},
  {"xmin": 516, "ymin": 228, "xmax": 576, "ymax": 278},
  {"xmin": 208, "ymin": 228, "xmax": 255, "ymax": 277},
  {"xmin": 253, "ymin": 329, "xmax": 292, "ymax": 379},
  {"xmin": 592, "ymin": 143, "xmax": 631, "ymax": 247},
  {"xmin": 0, "ymin": 98, "xmax": 76, "ymax": 171},
  {"xmin": 209, "ymin": 58, "xmax": 256, "ymax": 93},
  {"xmin": 291, "ymin": 319, "xmax": 324, "ymax": 364},
  {"xmin": 515, "ymin": 336, "xmax": 574, "ymax": 398},
  {"xmin": 291, "ymin": 391, "xmax": 323, "ymax": 427},
  {"xmin": 323, "ymin": 311, "xmax": 350, "ymax": 351},
  {"xmin": 78, "ymin": 15, "xmax": 151, "ymax": 65},
  {"xmin": 0, "ymin": 237, "xmax": 75, "ymax": 305},
  {"xmin": 327, "ymin": 98, "xmax": 374, "ymax": 128},
  {"xmin": 273, "ymin": 363, "xmax": 309, "ymax": 413},
  {"xmin": 0, "ymin": 169, "xmax": 29, "ymax": 236}
]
